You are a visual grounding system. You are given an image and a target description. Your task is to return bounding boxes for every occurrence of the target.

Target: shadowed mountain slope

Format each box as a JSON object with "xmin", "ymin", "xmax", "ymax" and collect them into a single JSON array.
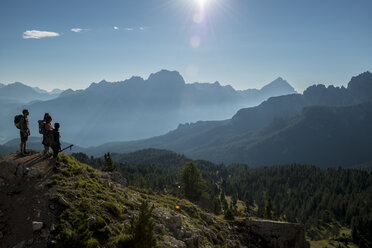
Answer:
[{"xmin": 83, "ymin": 72, "xmax": 372, "ymax": 168}]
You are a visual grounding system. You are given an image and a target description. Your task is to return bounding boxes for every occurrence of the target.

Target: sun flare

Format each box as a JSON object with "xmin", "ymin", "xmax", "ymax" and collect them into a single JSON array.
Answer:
[{"xmin": 195, "ymin": 0, "xmax": 209, "ymax": 9}]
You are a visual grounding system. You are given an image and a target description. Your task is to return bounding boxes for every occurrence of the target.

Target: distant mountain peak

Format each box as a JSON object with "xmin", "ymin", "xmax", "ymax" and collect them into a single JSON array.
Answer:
[
  {"xmin": 33, "ymin": 87, "xmax": 48, "ymax": 94},
  {"xmin": 348, "ymin": 71, "xmax": 372, "ymax": 88},
  {"xmin": 347, "ymin": 71, "xmax": 372, "ymax": 101},
  {"xmin": 260, "ymin": 77, "xmax": 297, "ymax": 94},
  {"xmin": 147, "ymin": 70, "xmax": 185, "ymax": 85}
]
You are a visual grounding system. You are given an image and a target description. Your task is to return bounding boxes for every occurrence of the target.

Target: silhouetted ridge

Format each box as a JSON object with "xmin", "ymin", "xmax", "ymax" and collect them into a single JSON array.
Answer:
[
  {"xmin": 347, "ymin": 71, "xmax": 372, "ymax": 102},
  {"xmin": 260, "ymin": 77, "xmax": 295, "ymax": 94},
  {"xmin": 84, "ymin": 71, "xmax": 372, "ymax": 167},
  {"xmin": 147, "ymin": 69, "xmax": 185, "ymax": 86}
]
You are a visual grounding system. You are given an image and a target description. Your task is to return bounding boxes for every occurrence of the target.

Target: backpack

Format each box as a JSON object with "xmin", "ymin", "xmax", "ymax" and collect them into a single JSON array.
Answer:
[
  {"xmin": 38, "ymin": 120, "xmax": 45, "ymax": 134},
  {"xmin": 44, "ymin": 132, "xmax": 57, "ymax": 147},
  {"xmin": 14, "ymin": 115, "xmax": 23, "ymax": 129}
]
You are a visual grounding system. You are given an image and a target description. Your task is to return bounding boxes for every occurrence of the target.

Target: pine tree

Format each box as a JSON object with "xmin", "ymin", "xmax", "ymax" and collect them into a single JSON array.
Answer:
[
  {"xmin": 102, "ymin": 152, "xmax": 116, "ymax": 172},
  {"xmin": 264, "ymin": 198, "xmax": 275, "ymax": 220},
  {"xmin": 118, "ymin": 201, "xmax": 157, "ymax": 248},
  {"xmin": 180, "ymin": 162, "xmax": 206, "ymax": 201}
]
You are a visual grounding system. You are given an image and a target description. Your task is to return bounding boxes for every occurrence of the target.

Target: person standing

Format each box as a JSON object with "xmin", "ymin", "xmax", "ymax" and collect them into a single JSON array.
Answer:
[
  {"xmin": 50, "ymin": 122, "xmax": 61, "ymax": 167},
  {"xmin": 41, "ymin": 113, "xmax": 52, "ymax": 156},
  {"xmin": 20, "ymin": 109, "xmax": 30, "ymax": 155}
]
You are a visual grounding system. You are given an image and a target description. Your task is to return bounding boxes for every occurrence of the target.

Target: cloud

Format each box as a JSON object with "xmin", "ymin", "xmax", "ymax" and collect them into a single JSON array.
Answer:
[
  {"xmin": 23, "ymin": 30, "xmax": 60, "ymax": 39},
  {"xmin": 125, "ymin": 28, "xmax": 133, "ymax": 31},
  {"xmin": 113, "ymin": 26, "xmax": 119, "ymax": 30},
  {"xmin": 139, "ymin": 27, "xmax": 145, "ymax": 30},
  {"xmin": 71, "ymin": 28, "xmax": 83, "ymax": 33}
]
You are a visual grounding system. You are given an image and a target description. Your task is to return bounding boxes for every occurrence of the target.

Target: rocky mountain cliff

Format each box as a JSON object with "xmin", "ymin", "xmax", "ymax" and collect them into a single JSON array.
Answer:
[{"xmin": 0, "ymin": 151, "xmax": 309, "ymax": 248}]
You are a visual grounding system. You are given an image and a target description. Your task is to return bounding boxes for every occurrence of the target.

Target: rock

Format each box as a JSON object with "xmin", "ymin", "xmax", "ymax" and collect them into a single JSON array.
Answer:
[
  {"xmin": 0, "ymin": 160, "xmax": 17, "ymax": 181},
  {"xmin": 50, "ymin": 223, "xmax": 56, "ymax": 232},
  {"xmin": 110, "ymin": 171, "xmax": 127, "ymax": 186},
  {"xmin": 58, "ymin": 196, "xmax": 71, "ymax": 208},
  {"xmin": 162, "ymin": 235, "xmax": 187, "ymax": 248},
  {"xmin": 201, "ymin": 226, "xmax": 218, "ymax": 244},
  {"xmin": 27, "ymin": 168, "xmax": 41, "ymax": 178},
  {"xmin": 184, "ymin": 236, "xmax": 198, "ymax": 248},
  {"xmin": 0, "ymin": 178, "xmax": 5, "ymax": 187},
  {"xmin": 154, "ymin": 223, "xmax": 166, "ymax": 234},
  {"xmin": 87, "ymin": 216, "xmax": 96, "ymax": 226},
  {"xmin": 165, "ymin": 215, "xmax": 182, "ymax": 230},
  {"xmin": 49, "ymin": 204, "xmax": 55, "ymax": 210},
  {"xmin": 32, "ymin": 221, "xmax": 44, "ymax": 231},
  {"xmin": 41, "ymin": 228, "xmax": 50, "ymax": 238},
  {"xmin": 15, "ymin": 164, "xmax": 25, "ymax": 177},
  {"xmin": 0, "ymin": 231, "xmax": 3, "ymax": 239},
  {"xmin": 0, "ymin": 222, "xmax": 5, "ymax": 230},
  {"xmin": 12, "ymin": 240, "xmax": 26, "ymax": 248},
  {"xmin": 244, "ymin": 219, "xmax": 310, "ymax": 248},
  {"xmin": 26, "ymin": 238, "xmax": 34, "ymax": 245},
  {"xmin": 201, "ymin": 214, "xmax": 216, "ymax": 226}
]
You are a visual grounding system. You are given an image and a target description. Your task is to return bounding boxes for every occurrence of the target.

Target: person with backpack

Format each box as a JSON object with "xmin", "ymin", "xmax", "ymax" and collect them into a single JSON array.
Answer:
[
  {"xmin": 50, "ymin": 122, "xmax": 61, "ymax": 167},
  {"xmin": 40, "ymin": 113, "xmax": 52, "ymax": 156},
  {"xmin": 19, "ymin": 109, "xmax": 30, "ymax": 155}
]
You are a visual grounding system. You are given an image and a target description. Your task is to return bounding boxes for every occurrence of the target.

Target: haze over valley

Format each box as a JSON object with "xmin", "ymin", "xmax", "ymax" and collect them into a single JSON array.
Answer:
[{"xmin": 0, "ymin": 70, "xmax": 296, "ymax": 146}]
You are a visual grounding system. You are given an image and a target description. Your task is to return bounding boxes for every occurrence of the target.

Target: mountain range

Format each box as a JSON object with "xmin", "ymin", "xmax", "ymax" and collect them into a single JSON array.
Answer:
[
  {"xmin": 0, "ymin": 70, "xmax": 296, "ymax": 146},
  {"xmin": 82, "ymin": 71, "xmax": 372, "ymax": 168},
  {"xmin": 0, "ymin": 82, "xmax": 61, "ymax": 104}
]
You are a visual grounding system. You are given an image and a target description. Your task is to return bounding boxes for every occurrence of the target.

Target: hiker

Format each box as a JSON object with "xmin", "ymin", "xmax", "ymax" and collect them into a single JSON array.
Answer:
[
  {"xmin": 19, "ymin": 109, "xmax": 30, "ymax": 155},
  {"xmin": 41, "ymin": 113, "xmax": 52, "ymax": 156},
  {"xmin": 50, "ymin": 122, "xmax": 61, "ymax": 167}
]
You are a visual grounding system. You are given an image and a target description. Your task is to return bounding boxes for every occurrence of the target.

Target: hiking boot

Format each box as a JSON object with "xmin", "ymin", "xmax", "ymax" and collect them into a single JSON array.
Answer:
[
  {"xmin": 43, "ymin": 152, "xmax": 52, "ymax": 159},
  {"xmin": 23, "ymin": 151, "xmax": 30, "ymax": 155}
]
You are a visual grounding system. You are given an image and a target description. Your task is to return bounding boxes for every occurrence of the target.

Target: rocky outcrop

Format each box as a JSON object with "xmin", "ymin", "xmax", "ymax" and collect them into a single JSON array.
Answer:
[{"xmin": 243, "ymin": 219, "xmax": 310, "ymax": 248}]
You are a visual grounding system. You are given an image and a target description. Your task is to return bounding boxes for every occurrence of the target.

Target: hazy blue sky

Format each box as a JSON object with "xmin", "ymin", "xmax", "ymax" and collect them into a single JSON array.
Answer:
[{"xmin": 0, "ymin": 0, "xmax": 371, "ymax": 92}]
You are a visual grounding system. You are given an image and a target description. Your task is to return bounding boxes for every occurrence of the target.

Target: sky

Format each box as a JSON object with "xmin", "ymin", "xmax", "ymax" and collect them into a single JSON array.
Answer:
[{"xmin": 0, "ymin": 0, "xmax": 371, "ymax": 92}]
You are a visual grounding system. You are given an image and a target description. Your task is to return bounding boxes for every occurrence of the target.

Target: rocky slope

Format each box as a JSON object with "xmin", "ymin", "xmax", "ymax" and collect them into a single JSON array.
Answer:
[{"xmin": 0, "ymin": 151, "xmax": 309, "ymax": 248}]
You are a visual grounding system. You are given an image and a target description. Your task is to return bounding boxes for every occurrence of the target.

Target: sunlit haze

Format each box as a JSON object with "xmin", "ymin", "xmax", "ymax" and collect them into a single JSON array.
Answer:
[{"xmin": 0, "ymin": 0, "xmax": 371, "ymax": 92}]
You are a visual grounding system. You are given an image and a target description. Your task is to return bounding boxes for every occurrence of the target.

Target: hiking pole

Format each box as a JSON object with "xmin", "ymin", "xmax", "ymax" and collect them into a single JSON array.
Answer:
[{"xmin": 61, "ymin": 144, "xmax": 74, "ymax": 152}]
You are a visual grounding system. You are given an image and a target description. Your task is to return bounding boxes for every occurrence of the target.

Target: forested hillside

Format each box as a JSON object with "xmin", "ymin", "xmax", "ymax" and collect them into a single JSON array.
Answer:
[{"xmin": 73, "ymin": 149, "xmax": 372, "ymax": 247}]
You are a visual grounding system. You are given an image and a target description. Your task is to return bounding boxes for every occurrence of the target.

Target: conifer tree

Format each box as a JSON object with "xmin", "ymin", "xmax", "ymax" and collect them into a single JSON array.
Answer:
[
  {"xmin": 180, "ymin": 162, "xmax": 206, "ymax": 201},
  {"xmin": 264, "ymin": 198, "xmax": 275, "ymax": 220},
  {"xmin": 102, "ymin": 152, "xmax": 116, "ymax": 172}
]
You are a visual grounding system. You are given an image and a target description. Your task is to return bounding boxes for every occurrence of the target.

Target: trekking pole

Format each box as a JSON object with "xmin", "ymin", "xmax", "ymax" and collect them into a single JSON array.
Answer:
[{"xmin": 61, "ymin": 144, "xmax": 74, "ymax": 152}]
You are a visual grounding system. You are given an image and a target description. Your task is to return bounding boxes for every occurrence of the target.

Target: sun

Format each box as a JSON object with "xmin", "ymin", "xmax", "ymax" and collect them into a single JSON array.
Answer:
[{"xmin": 195, "ymin": 0, "xmax": 209, "ymax": 9}]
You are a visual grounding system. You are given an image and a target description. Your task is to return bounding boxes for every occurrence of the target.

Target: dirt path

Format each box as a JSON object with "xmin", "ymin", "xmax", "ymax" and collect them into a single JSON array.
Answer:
[{"xmin": 0, "ymin": 150, "xmax": 58, "ymax": 248}]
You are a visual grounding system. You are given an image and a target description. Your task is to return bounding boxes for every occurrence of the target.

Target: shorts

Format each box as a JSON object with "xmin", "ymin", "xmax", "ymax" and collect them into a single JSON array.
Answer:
[{"xmin": 20, "ymin": 132, "xmax": 28, "ymax": 142}]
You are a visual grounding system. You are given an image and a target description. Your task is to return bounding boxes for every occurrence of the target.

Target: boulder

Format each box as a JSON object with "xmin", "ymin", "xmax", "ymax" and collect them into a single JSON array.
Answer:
[
  {"xmin": 58, "ymin": 196, "xmax": 71, "ymax": 208},
  {"xmin": 12, "ymin": 240, "xmax": 26, "ymax": 248},
  {"xmin": 32, "ymin": 221, "xmax": 44, "ymax": 231},
  {"xmin": 87, "ymin": 216, "xmax": 96, "ymax": 227},
  {"xmin": 162, "ymin": 235, "xmax": 187, "ymax": 248},
  {"xmin": 27, "ymin": 168, "xmax": 41, "ymax": 178},
  {"xmin": 244, "ymin": 219, "xmax": 310, "ymax": 248},
  {"xmin": 165, "ymin": 215, "xmax": 182, "ymax": 230}
]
